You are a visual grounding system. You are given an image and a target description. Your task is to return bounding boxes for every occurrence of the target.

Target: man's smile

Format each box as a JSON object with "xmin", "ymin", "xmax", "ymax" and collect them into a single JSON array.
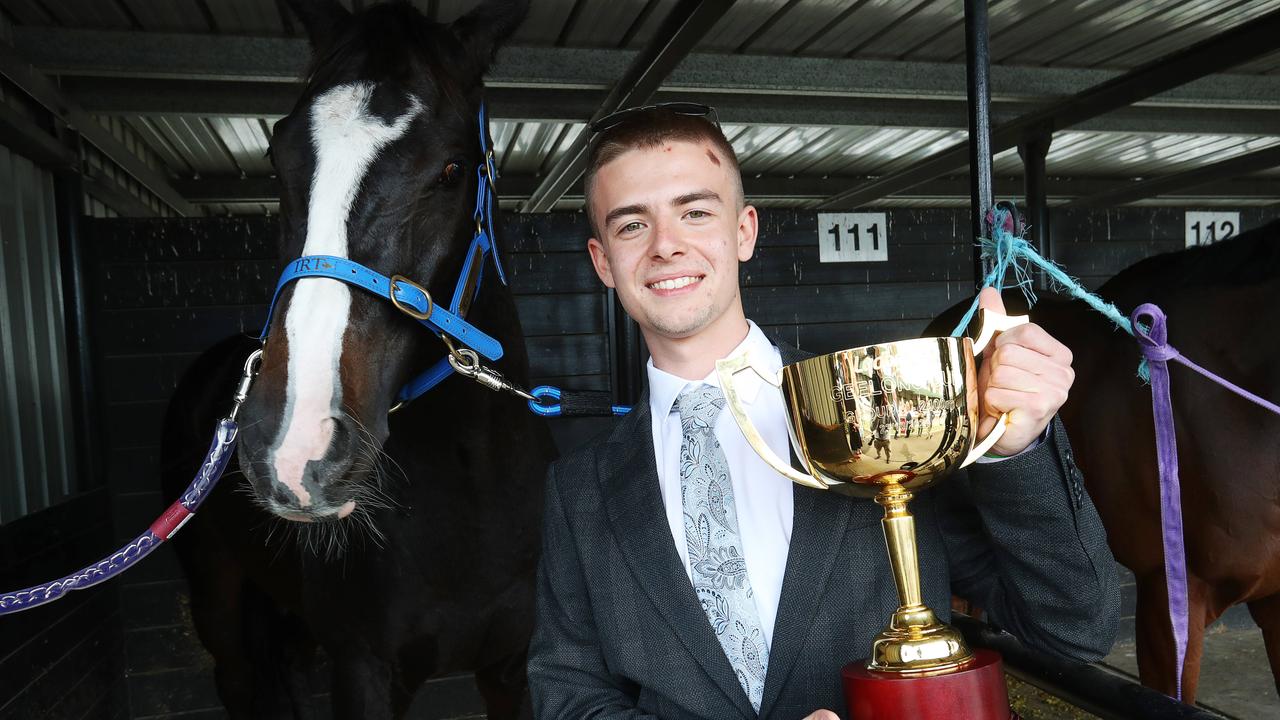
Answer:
[{"xmin": 646, "ymin": 274, "xmax": 706, "ymax": 294}]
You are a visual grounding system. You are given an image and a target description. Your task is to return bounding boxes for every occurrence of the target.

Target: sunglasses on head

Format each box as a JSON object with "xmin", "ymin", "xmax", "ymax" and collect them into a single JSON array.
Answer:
[{"xmin": 590, "ymin": 102, "xmax": 720, "ymax": 135}]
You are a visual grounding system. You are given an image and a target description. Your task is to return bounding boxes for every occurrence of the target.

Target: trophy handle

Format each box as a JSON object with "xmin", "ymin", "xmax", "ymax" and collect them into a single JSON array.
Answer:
[
  {"xmin": 960, "ymin": 308, "xmax": 1030, "ymax": 467},
  {"xmin": 969, "ymin": 307, "xmax": 1028, "ymax": 355},
  {"xmin": 716, "ymin": 353, "xmax": 829, "ymax": 490},
  {"xmin": 961, "ymin": 414, "xmax": 1009, "ymax": 467}
]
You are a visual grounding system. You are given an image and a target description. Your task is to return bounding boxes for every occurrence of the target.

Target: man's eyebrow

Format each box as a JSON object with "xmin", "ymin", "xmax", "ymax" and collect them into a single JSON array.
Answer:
[
  {"xmin": 604, "ymin": 203, "xmax": 650, "ymax": 228},
  {"xmin": 672, "ymin": 189, "xmax": 722, "ymax": 206}
]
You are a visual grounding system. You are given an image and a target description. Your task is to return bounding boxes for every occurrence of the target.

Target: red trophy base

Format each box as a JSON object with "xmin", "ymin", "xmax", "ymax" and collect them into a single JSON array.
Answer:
[{"xmin": 842, "ymin": 649, "xmax": 1017, "ymax": 720}]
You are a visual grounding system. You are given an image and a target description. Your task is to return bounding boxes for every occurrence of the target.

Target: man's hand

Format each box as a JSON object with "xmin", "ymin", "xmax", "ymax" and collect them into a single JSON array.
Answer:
[
  {"xmin": 974, "ymin": 287, "xmax": 1074, "ymax": 456},
  {"xmin": 802, "ymin": 711, "xmax": 839, "ymax": 720}
]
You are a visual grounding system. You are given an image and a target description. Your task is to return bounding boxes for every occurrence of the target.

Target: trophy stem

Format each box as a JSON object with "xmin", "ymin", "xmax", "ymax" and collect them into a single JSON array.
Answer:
[
  {"xmin": 868, "ymin": 482, "xmax": 974, "ymax": 675},
  {"xmin": 876, "ymin": 483, "xmax": 923, "ymax": 610}
]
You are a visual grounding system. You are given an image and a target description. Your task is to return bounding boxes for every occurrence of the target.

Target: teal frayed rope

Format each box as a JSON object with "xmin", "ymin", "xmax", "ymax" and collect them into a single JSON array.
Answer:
[{"xmin": 950, "ymin": 207, "xmax": 1152, "ymax": 380}]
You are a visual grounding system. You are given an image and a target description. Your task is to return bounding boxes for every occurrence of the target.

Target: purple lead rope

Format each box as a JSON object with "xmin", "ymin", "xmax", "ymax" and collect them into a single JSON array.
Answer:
[
  {"xmin": 1130, "ymin": 304, "xmax": 1189, "ymax": 702},
  {"xmin": 1130, "ymin": 303, "xmax": 1280, "ymax": 702},
  {"xmin": 0, "ymin": 420, "xmax": 239, "ymax": 615}
]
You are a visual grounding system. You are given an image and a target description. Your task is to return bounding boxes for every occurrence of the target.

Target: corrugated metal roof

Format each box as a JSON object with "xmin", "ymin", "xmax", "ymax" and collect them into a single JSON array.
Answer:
[{"xmin": 5, "ymin": 0, "xmax": 1277, "ymax": 215}]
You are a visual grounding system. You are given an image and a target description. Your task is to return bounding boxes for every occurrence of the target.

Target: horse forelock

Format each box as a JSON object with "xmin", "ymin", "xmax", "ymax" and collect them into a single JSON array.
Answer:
[
  {"xmin": 271, "ymin": 81, "xmax": 424, "ymax": 508},
  {"xmin": 304, "ymin": 3, "xmax": 470, "ymax": 112}
]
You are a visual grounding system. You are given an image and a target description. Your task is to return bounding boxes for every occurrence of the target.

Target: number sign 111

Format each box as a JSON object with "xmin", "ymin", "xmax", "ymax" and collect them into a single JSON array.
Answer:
[{"xmin": 817, "ymin": 212, "xmax": 889, "ymax": 263}]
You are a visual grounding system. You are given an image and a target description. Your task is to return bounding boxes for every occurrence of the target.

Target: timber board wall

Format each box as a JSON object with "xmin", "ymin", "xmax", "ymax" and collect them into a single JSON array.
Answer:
[{"xmin": 79, "ymin": 205, "xmax": 1278, "ymax": 717}]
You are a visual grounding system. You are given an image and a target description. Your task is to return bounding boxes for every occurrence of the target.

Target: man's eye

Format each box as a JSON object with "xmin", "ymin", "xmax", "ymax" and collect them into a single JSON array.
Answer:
[
  {"xmin": 620, "ymin": 221, "xmax": 643, "ymax": 234},
  {"xmin": 686, "ymin": 210, "xmax": 708, "ymax": 219}
]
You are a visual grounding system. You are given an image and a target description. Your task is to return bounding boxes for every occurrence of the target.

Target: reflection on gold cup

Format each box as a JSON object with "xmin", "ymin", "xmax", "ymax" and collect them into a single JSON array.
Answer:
[{"xmin": 716, "ymin": 310, "xmax": 1027, "ymax": 675}]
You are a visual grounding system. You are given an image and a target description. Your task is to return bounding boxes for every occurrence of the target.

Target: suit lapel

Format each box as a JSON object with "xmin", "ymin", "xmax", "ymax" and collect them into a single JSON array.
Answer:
[
  {"xmin": 760, "ymin": 342, "xmax": 856, "ymax": 718},
  {"xmin": 758, "ymin": 484, "xmax": 853, "ymax": 718},
  {"xmin": 599, "ymin": 397, "xmax": 758, "ymax": 719}
]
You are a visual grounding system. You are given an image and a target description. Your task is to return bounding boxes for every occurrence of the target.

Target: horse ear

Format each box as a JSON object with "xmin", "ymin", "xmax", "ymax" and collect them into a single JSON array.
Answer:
[
  {"xmin": 286, "ymin": 0, "xmax": 351, "ymax": 51},
  {"xmin": 452, "ymin": 0, "xmax": 530, "ymax": 67}
]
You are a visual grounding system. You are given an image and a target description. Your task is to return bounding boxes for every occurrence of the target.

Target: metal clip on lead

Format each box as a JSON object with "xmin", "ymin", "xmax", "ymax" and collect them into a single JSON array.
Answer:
[{"xmin": 229, "ymin": 349, "xmax": 264, "ymax": 422}]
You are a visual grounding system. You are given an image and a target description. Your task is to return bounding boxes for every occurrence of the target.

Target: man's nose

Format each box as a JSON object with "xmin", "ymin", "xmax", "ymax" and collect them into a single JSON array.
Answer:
[{"xmin": 649, "ymin": 219, "xmax": 685, "ymax": 259}]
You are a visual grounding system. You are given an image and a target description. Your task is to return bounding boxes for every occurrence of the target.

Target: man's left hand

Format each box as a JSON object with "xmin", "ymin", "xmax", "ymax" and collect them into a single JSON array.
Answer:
[{"xmin": 974, "ymin": 287, "xmax": 1075, "ymax": 457}]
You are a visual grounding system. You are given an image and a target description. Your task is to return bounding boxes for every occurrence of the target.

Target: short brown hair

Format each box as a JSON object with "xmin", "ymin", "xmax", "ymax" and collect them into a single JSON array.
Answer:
[{"xmin": 583, "ymin": 108, "xmax": 743, "ymax": 236}]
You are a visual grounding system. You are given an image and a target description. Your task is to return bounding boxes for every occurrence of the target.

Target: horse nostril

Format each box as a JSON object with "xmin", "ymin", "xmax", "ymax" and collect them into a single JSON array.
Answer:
[{"xmin": 325, "ymin": 416, "xmax": 352, "ymax": 458}]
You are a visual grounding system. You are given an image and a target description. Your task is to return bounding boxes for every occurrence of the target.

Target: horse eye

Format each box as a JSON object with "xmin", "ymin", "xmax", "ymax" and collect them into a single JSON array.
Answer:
[{"xmin": 438, "ymin": 161, "xmax": 464, "ymax": 186}]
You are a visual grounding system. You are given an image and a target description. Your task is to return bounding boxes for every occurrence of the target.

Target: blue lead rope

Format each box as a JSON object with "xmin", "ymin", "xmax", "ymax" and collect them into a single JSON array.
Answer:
[{"xmin": 528, "ymin": 385, "xmax": 631, "ymax": 417}]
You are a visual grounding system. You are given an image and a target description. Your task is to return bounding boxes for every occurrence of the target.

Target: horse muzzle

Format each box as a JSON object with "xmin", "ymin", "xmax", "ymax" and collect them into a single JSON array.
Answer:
[{"xmin": 236, "ymin": 409, "xmax": 383, "ymax": 521}]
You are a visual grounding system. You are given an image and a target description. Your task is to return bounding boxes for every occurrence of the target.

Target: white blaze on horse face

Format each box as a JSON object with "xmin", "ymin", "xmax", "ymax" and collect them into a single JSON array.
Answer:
[{"xmin": 272, "ymin": 82, "xmax": 423, "ymax": 507}]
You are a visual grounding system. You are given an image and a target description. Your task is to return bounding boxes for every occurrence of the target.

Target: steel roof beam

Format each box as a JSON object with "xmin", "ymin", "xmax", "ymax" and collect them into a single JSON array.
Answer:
[
  {"xmin": 17, "ymin": 28, "xmax": 1280, "ymax": 111},
  {"xmin": 520, "ymin": 0, "xmax": 735, "ymax": 213},
  {"xmin": 1065, "ymin": 145, "xmax": 1280, "ymax": 208},
  {"xmin": 66, "ymin": 78, "xmax": 1280, "ymax": 138},
  {"xmin": 0, "ymin": 41, "xmax": 197, "ymax": 215},
  {"xmin": 82, "ymin": 168, "xmax": 161, "ymax": 218},
  {"xmin": 817, "ymin": 8, "xmax": 1280, "ymax": 210},
  {"xmin": 0, "ymin": 103, "xmax": 77, "ymax": 170},
  {"xmin": 173, "ymin": 173, "xmax": 1280, "ymax": 205}
]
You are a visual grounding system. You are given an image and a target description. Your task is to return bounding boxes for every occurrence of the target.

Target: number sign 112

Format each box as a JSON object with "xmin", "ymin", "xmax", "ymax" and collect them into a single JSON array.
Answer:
[{"xmin": 1185, "ymin": 211, "xmax": 1240, "ymax": 248}]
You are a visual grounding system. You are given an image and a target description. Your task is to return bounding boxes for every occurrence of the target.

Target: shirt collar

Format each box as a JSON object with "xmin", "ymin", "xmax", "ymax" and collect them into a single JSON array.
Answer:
[{"xmin": 647, "ymin": 320, "xmax": 781, "ymax": 419}]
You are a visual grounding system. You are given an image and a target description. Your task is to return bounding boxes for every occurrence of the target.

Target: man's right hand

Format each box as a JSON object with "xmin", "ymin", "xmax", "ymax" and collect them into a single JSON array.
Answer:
[{"xmin": 802, "ymin": 711, "xmax": 839, "ymax": 720}]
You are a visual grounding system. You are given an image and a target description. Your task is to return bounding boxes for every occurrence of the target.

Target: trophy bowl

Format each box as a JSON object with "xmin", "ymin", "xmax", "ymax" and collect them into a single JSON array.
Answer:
[
  {"xmin": 716, "ymin": 309, "xmax": 1027, "ymax": 677},
  {"xmin": 779, "ymin": 334, "xmax": 980, "ymax": 498}
]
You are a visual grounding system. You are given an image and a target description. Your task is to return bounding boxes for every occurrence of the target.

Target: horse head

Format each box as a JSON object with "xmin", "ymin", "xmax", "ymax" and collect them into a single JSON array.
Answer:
[{"xmin": 236, "ymin": 0, "xmax": 528, "ymax": 523}]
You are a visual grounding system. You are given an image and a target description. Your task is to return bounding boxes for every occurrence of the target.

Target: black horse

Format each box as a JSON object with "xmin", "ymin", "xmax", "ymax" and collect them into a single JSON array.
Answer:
[
  {"xmin": 160, "ymin": 1, "xmax": 555, "ymax": 717},
  {"xmin": 927, "ymin": 219, "xmax": 1280, "ymax": 702}
]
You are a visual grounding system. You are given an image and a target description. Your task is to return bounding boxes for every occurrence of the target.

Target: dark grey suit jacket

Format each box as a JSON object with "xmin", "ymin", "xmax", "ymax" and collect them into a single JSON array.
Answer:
[{"xmin": 529, "ymin": 344, "xmax": 1119, "ymax": 720}]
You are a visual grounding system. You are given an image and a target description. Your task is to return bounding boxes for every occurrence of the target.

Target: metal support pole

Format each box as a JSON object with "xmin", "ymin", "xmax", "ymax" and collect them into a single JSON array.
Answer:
[
  {"xmin": 964, "ymin": 0, "xmax": 994, "ymax": 286},
  {"xmin": 52, "ymin": 131, "xmax": 101, "ymax": 490},
  {"xmin": 1018, "ymin": 132, "xmax": 1052, "ymax": 290}
]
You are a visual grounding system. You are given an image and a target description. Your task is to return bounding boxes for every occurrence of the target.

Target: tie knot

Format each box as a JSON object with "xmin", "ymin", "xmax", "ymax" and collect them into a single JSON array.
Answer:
[{"xmin": 677, "ymin": 384, "xmax": 725, "ymax": 434}]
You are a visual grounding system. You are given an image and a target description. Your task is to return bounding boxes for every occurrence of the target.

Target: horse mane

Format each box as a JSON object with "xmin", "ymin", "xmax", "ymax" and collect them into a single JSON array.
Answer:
[
  {"xmin": 305, "ymin": 2, "xmax": 471, "ymax": 114},
  {"xmin": 1105, "ymin": 218, "xmax": 1280, "ymax": 290}
]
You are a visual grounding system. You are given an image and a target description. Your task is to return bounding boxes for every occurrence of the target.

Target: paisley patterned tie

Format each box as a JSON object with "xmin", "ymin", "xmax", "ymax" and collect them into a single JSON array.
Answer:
[{"xmin": 677, "ymin": 384, "xmax": 769, "ymax": 712}]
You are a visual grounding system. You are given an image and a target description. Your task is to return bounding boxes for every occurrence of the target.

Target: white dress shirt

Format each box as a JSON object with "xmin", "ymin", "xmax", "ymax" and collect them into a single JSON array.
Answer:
[
  {"xmin": 646, "ymin": 321, "xmax": 1040, "ymax": 651},
  {"xmin": 648, "ymin": 321, "xmax": 794, "ymax": 648}
]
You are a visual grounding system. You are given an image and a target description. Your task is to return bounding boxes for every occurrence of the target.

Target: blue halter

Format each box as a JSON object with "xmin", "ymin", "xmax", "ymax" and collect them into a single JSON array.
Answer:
[{"xmin": 260, "ymin": 102, "xmax": 507, "ymax": 407}]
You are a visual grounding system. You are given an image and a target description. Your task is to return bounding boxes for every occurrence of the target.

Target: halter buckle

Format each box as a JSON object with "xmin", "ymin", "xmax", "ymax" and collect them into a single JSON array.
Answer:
[{"xmin": 389, "ymin": 274, "xmax": 433, "ymax": 321}]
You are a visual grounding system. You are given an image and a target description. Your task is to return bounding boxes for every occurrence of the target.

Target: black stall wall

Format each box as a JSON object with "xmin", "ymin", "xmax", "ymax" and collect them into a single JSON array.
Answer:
[{"xmin": 79, "ymin": 204, "xmax": 1278, "ymax": 717}]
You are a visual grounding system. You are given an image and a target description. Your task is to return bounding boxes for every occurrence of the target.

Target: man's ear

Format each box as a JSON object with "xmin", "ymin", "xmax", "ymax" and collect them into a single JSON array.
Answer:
[
  {"xmin": 587, "ymin": 237, "xmax": 616, "ymax": 288},
  {"xmin": 736, "ymin": 204, "xmax": 759, "ymax": 262}
]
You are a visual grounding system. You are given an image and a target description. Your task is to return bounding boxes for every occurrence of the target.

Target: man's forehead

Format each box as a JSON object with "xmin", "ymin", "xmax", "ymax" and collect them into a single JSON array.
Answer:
[
  {"xmin": 594, "ymin": 139, "xmax": 731, "ymax": 194},
  {"xmin": 607, "ymin": 138, "xmax": 725, "ymax": 166}
]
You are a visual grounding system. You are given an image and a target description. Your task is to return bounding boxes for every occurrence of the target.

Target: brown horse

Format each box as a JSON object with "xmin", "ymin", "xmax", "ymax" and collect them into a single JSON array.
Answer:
[{"xmin": 926, "ymin": 219, "xmax": 1280, "ymax": 703}]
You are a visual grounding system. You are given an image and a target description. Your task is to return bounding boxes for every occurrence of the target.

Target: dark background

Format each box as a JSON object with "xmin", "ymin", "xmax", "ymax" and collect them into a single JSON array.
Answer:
[{"xmin": 4, "ymin": 205, "xmax": 1276, "ymax": 718}]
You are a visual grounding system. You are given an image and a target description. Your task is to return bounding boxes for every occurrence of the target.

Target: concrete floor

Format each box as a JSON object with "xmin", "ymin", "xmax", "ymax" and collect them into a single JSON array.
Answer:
[{"xmin": 1102, "ymin": 621, "xmax": 1278, "ymax": 719}]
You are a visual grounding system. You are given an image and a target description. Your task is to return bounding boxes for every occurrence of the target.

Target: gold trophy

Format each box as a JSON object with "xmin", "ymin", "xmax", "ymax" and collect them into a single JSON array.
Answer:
[{"xmin": 716, "ymin": 310, "xmax": 1027, "ymax": 718}]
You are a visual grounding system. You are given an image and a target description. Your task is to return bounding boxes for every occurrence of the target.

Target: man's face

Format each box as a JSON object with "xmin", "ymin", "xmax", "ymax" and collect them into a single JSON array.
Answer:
[{"xmin": 586, "ymin": 140, "xmax": 757, "ymax": 341}]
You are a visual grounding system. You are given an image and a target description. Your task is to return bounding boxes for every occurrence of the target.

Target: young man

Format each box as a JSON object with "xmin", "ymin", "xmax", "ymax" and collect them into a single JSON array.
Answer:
[{"xmin": 527, "ymin": 106, "xmax": 1118, "ymax": 720}]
